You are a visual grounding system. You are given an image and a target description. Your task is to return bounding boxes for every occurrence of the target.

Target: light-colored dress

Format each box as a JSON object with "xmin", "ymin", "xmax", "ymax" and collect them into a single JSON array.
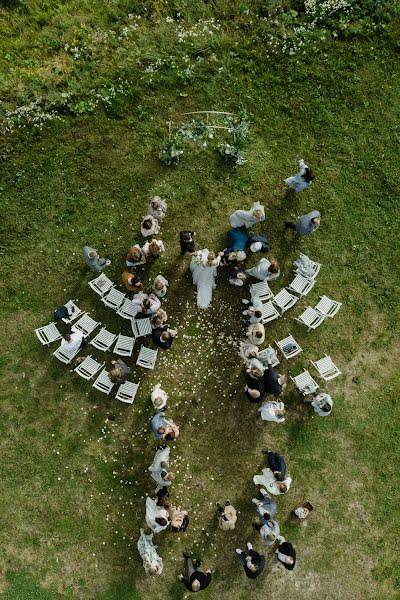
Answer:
[
  {"xmin": 148, "ymin": 197, "xmax": 167, "ymax": 220},
  {"xmin": 145, "ymin": 497, "xmax": 169, "ymax": 533},
  {"xmin": 293, "ymin": 254, "xmax": 315, "ymax": 278},
  {"xmin": 142, "ymin": 239, "xmax": 165, "ymax": 257},
  {"xmin": 229, "ymin": 201, "xmax": 265, "ymax": 228},
  {"xmin": 246, "ymin": 258, "xmax": 280, "ymax": 282},
  {"xmin": 152, "ymin": 275, "xmax": 169, "ymax": 298},
  {"xmin": 141, "ymin": 215, "xmax": 160, "ymax": 237},
  {"xmin": 253, "ymin": 468, "xmax": 292, "ymax": 495},
  {"xmin": 137, "ymin": 528, "xmax": 163, "ymax": 576},
  {"xmin": 190, "ymin": 249, "xmax": 220, "ymax": 309},
  {"xmin": 285, "ymin": 159, "xmax": 311, "ymax": 192},
  {"xmin": 148, "ymin": 447, "xmax": 172, "ymax": 492},
  {"xmin": 311, "ymin": 392, "xmax": 333, "ymax": 416},
  {"xmin": 238, "ymin": 341, "xmax": 259, "ymax": 364},
  {"xmin": 82, "ymin": 246, "xmax": 108, "ymax": 272},
  {"xmin": 259, "ymin": 401, "xmax": 285, "ymax": 423}
]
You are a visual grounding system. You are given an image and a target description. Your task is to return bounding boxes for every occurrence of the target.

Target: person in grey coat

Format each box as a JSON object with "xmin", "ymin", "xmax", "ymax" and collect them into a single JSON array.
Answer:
[
  {"xmin": 83, "ymin": 246, "xmax": 111, "ymax": 271},
  {"xmin": 284, "ymin": 210, "xmax": 321, "ymax": 235},
  {"xmin": 252, "ymin": 488, "xmax": 277, "ymax": 522}
]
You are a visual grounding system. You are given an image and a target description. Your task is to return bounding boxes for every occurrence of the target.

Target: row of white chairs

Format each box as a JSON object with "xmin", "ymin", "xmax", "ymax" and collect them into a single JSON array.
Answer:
[
  {"xmin": 290, "ymin": 354, "xmax": 341, "ymax": 395},
  {"xmin": 88, "ymin": 273, "xmax": 143, "ymax": 320},
  {"xmin": 71, "ymin": 355, "xmax": 139, "ymax": 403}
]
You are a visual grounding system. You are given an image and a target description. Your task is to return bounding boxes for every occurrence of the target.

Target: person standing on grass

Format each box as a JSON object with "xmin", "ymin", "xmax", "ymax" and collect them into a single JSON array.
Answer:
[
  {"xmin": 141, "ymin": 214, "xmax": 160, "ymax": 237},
  {"xmin": 126, "ymin": 244, "xmax": 146, "ymax": 267},
  {"xmin": 148, "ymin": 196, "xmax": 167, "ymax": 220},
  {"xmin": 109, "ymin": 359, "xmax": 131, "ymax": 384},
  {"xmin": 152, "ymin": 327, "xmax": 177, "ymax": 350},
  {"xmin": 263, "ymin": 359, "xmax": 287, "ymax": 398},
  {"xmin": 137, "ymin": 528, "xmax": 164, "ymax": 576},
  {"xmin": 276, "ymin": 539, "xmax": 296, "ymax": 570},
  {"xmin": 216, "ymin": 500, "xmax": 237, "ymax": 531},
  {"xmin": 148, "ymin": 445, "xmax": 175, "ymax": 493},
  {"xmin": 82, "ymin": 246, "xmax": 111, "ymax": 272},
  {"xmin": 311, "ymin": 392, "xmax": 333, "ymax": 416},
  {"xmin": 122, "ymin": 271, "xmax": 143, "ymax": 293},
  {"xmin": 259, "ymin": 400, "xmax": 286, "ymax": 423},
  {"xmin": 252, "ymin": 488, "xmax": 277, "ymax": 521},
  {"xmin": 180, "ymin": 230, "xmax": 196, "ymax": 255},
  {"xmin": 142, "ymin": 239, "xmax": 165, "ymax": 259},
  {"xmin": 229, "ymin": 201, "xmax": 265, "ymax": 228},
  {"xmin": 145, "ymin": 497, "xmax": 170, "ymax": 533},
  {"xmin": 245, "ymin": 363, "xmax": 266, "ymax": 403},
  {"xmin": 179, "ymin": 552, "xmax": 212, "ymax": 593},
  {"xmin": 246, "ymin": 322, "xmax": 265, "ymax": 346},
  {"xmin": 152, "ymin": 275, "xmax": 169, "ymax": 298},
  {"xmin": 151, "ymin": 411, "xmax": 180, "ymax": 442},
  {"xmin": 235, "ymin": 542, "xmax": 265, "ymax": 579},
  {"xmin": 254, "ymin": 519, "xmax": 282, "ymax": 547},
  {"xmin": 246, "ymin": 257, "xmax": 280, "ymax": 282},
  {"xmin": 285, "ymin": 210, "xmax": 321, "ymax": 235},
  {"xmin": 284, "ymin": 159, "xmax": 315, "ymax": 192},
  {"xmin": 262, "ymin": 448, "xmax": 287, "ymax": 481}
]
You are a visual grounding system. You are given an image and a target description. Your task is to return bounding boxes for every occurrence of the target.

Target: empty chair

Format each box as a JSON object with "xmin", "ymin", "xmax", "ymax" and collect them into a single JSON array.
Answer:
[
  {"xmin": 291, "ymin": 369, "xmax": 319, "ymax": 395},
  {"xmin": 61, "ymin": 300, "xmax": 83, "ymax": 323},
  {"xmin": 288, "ymin": 274, "xmax": 315, "ymax": 297},
  {"xmin": 92, "ymin": 369, "xmax": 115, "ymax": 394},
  {"xmin": 257, "ymin": 345, "xmax": 280, "ymax": 367},
  {"xmin": 250, "ymin": 281, "xmax": 273, "ymax": 302},
  {"xmin": 296, "ymin": 307, "xmax": 327, "ymax": 331},
  {"xmin": 113, "ymin": 334, "xmax": 135, "ymax": 357},
  {"xmin": 101, "ymin": 287, "xmax": 126, "ymax": 311},
  {"xmin": 273, "ymin": 289, "xmax": 298, "ymax": 314},
  {"xmin": 53, "ymin": 343, "xmax": 81, "ymax": 364},
  {"xmin": 294, "ymin": 253, "xmax": 321, "ymax": 279},
  {"xmin": 90, "ymin": 328, "xmax": 117, "ymax": 352},
  {"xmin": 72, "ymin": 313, "xmax": 100, "ymax": 337},
  {"xmin": 115, "ymin": 381, "xmax": 139, "ymax": 404},
  {"xmin": 117, "ymin": 298, "xmax": 140, "ymax": 320},
  {"xmin": 132, "ymin": 317, "xmax": 152, "ymax": 338},
  {"xmin": 136, "ymin": 345, "xmax": 158, "ymax": 370},
  {"xmin": 74, "ymin": 355, "xmax": 104, "ymax": 380},
  {"xmin": 311, "ymin": 355, "xmax": 341, "ymax": 381},
  {"xmin": 88, "ymin": 273, "xmax": 114, "ymax": 296},
  {"xmin": 276, "ymin": 334, "xmax": 302, "ymax": 359},
  {"xmin": 315, "ymin": 295, "xmax": 342, "ymax": 318},
  {"xmin": 35, "ymin": 322, "xmax": 62, "ymax": 346},
  {"xmin": 259, "ymin": 301, "xmax": 280, "ymax": 324}
]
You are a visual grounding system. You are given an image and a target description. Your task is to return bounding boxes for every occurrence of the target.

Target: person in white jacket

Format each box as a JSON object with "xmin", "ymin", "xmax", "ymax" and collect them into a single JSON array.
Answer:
[
  {"xmin": 284, "ymin": 159, "xmax": 315, "ymax": 192},
  {"xmin": 148, "ymin": 196, "xmax": 167, "ymax": 220},
  {"xmin": 152, "ymin": 275, "xmax": 169, "ymax": 298},
  {"xmin": 148, "ymin": 446, "xmax": 174, "ymax": 493},
  {"xmin": 229, "ymin": 201, "xmax": 265, "ymax": 228},
  {"xmin": 246, "ymin": 322, "xmax": 265, "ymax": 346},
  {"xmin": 311, "ymin": 392, "xmax": 333, "ymax": 416},
  {"xmin": 145, "ymin": 497, "xmax": 170, "ymax": 533},
  {"xmin": 151, "ymin": 383, "xmax": 168, "ymax": 410},
  {"xmin": 253, "ymin": 468, "xmax": 292, "ymax": 495},
  {"xmin": 259, "ymin": 401, "xmax": 286, "ymax": 423},
  {"xmin": 141, "ymin": 214, "xmax": 160, "ymax": 237}
]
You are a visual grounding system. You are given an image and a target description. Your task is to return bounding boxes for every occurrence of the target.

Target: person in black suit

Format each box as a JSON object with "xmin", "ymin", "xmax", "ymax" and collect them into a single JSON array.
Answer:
[
  {"xmin": 263, "ymin": 359, "xmax": 283, "ymax": 397},
  {"xmin": 276, "ymin": 540, "xmax": 296, "ymax": 570},
  {"xmin": 179, "ymin": 552, "xmax": 212, "ymax": 592},
  {"xmin": 244, "ymin": 363, "xmax": 265, "ymax": 403},
  {"xmin": 180, "ymin": 231, "xmax": 196, "ymax": 255},
  {"xmin": 236, "ymin": 543, "xmax": 265, "ymax": 579},
  {"xmin": 152, "ymin": 327, "xmax": 177, "ymax": 350},
  {"xmin": 262, "ymin": 448, "xmax": 287, "ymax": 481}
]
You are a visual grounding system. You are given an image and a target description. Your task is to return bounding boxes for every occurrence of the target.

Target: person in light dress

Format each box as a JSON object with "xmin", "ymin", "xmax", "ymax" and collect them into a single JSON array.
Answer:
[{"xmin": 190, "ymin": 249, "xmax": 223, "ymax": 309}]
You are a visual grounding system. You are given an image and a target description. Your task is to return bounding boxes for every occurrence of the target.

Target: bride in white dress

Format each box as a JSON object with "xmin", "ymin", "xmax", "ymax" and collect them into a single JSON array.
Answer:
[{"xmin": 190, "ymin": 249, "xmax": 222, "ymax": 309}]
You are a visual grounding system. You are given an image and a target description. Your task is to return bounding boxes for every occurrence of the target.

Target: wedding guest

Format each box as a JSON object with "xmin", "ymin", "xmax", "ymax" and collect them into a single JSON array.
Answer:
[
  {"xmin": 254, "ymin": 519, "xmax": 281, "ymax": 547},
  {"xmin": 229, "ymin": 201, "xmax": 265, "ymax": 228},
  {"xmin": 151, "ymin": 411, "xmax": 179, "ymax": 441},
  {"xmin": 148, "ymin": 445, "xmax": 174, "ymax": 492},
  {"xmin": 179, "ymin": 552, "xmax": 212, "ymax": 593},
  {"xmin": 142, "ymin": 239, "xmax": 165, "ymax": 258},
  {"xmin": 246, "ymin": 232, "xmax": 269, "ymax": 253},
  {"xmin": 61, "ymin": 327, "xmax": 85, "ymax": 352},
  {"xmin": 238, "ymin": 340, "xmax": 259, "ymax": 364},
  {"xmin": 276, "ymin": 539, "xmax": 296, "ymax": 570},
  {"xmin": 165, "ymin": 503, "xmax": 189, "ymax": 532},
  {"xmin": 253, "ymin": 468, "xmax": 292, "ymax": 495},
  {"xmin": 135, "ymin": 294, "xmax": 161, "ymax": 317},
  {"xmin": 152, "ymin": 275, "xmax": 169, "ymax": 298},
  {"xmin": 122, "ymin": 270, "xmax": 143, "ymax": 293},
  {"xmin": 252, "ymin": 488, "xmax": 277, "ymax": 521},
  {"xmin": 141, "ymin": 214, "xmax": 160, "ymax": 237},
  {"xmin": 151, "ymin": 383, "xmax": 168, "ymax": 410},
  {"xmin": 235, "ymin": 543, "xmax": 265, "ymax": 579},
  {"xmin": 150, "ymin": 308, "xmax": 168, "ymax": 329},
  {"xmin": 145, "ymin": 497, "xmax": 170, "ymax": 533},
  {"xmin": 285, "ymin": 210, "xmax": 321, "ymax": 235},
  {"xmin": 82, "ymin": 246, "xmax": 111, "ymax": 272},
  {"xmin": 247, "ymin": 322, "xmax": 265, "ymax": 346},
  {"xmin": 226, "ymin": 227, "xmax": 248, "ymax": 256},
  {"xmin": 216, "ymin": 500, "xmax": 237, "ymax": 531},
  {"xmin": 109, "ymin": 359, "xmax": 131, "ymax": 384},
  {"xmin": 148, "ymin": 196, "xmax": 167, "ymax": 220},
  {"xmin": 259, "ymin": 400, "xmax": 286, "ymax": 423},
  {"xmin": 180, "ymin": 230, "xmax": 196, "ymax": 255},
  {"xmin": 245, "ymin": 367, "xmax": 266, "ymax": 403},
  {"xmin": 126, "ymin": 244, "xmax": 146, "ymax": 267},
  {"xmin": 311, "ymin": 392, "xmax": 333, "ymax": 416},
  {"xmin": 263, "ymin": 449, "xmax": 287, "ymax": 481},
  {"xmin": 137, "ymin": 528, "xmax": 163, "ymax": 576},
  {"xmin": 264, "ymin": 359, "xmax": 287, "ymax": 397},
  {"xmin": 152, "ymin": 327, "xmax": 177, "ymax": 350},
  {"xmin": 228, "ymin": 269, "xmax": 249, "ymax": 287},
  {"xmin": 246, "ymin": 258, "xmax": 280, "ymax": 282},
  {"xmin": 285, "ymin": 159, "xmax": 315, "ymax": 192},
  {"xmin": 242, "ymin": 306, "xmax": 263, "ymax": 325}
]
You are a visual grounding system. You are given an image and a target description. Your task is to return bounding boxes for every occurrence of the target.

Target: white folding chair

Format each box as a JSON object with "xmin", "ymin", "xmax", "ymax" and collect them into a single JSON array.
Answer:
[
  {"xmin": 294, "ymin": 253, "xmax": 321, "ymax": 279},
  {"xmin": 101, "ymin": 287, "xmax": 126, "ymax": 311},
  {"xmin": 117, "ymin": 298, "xmax": 140, "ymax": 320},
  {"xmin": 72, "ymin": 313, "xmax": 100, "ymax": 337},
  {"xmin": 275, "ymin": 334, "xmax": 302, "ymax": 359},
  {"xmin": 311, "ymin": 355, "xmax": 341, "ymax": 380},
  {"xmin": 296, "ymin": 307, "xmax": 327, "ymax": 331},
  {"xmin": 250, "ymin": 281, "xmax": 273, "ymax": 302},
  {"xmin": 92, "ymin": 369, "xmax": 115, "ymax": 394},
  {"xmin": 61, "ymin": 300, "xmax": 83, "ymax": 323},
  {"xmin": 272, "ymin": 289, "xmax": 298, "ymax": 314},
  {"xmin": 35, "ymin": 322, "xmax": 62, "ymax": 346},
  {"xmin": 136, "ymin": 346, "xmax": 158, "ymax": 370},
  {"xmin": 90, "ymin": 328, "xmax": 117, "ymax": 352},
  {"xmin": 88, "ymin": 273, "xmax": 114, "ymax": 296},
  {"xmin": 257, "ymin": 346, "xmax": 280, "ymax": 367},
  {"xmin": 113, "ymin": 334, "xmax": 135, "ymax": 357},
  {"xmin": 53, "ymin": 343, "xmax": 81, "ymax": 364},
  {"xmin": 132, "ymin": 318, "xmax": 152, "ymax": 338},
  {"xmin": 115, "ymin": 381, "xmax": 139, "ymax": 404},
  {"xmin": 74, "ymin": 355, "xmax": 104, "ymax": 380},
  {"xmin": 315, "ymin": 295, "xmax": 342, "ymax": 318},
  {"xmin": 260, "ymin": 301, "xmax": 280, "ymax": 324},
  {"xmin": 290, "ymin": 369, "xmax": 319, "ymax": 395},
  {"xmin": 288, "ymin": 274, "xmax": 315, "ymax": 297}
]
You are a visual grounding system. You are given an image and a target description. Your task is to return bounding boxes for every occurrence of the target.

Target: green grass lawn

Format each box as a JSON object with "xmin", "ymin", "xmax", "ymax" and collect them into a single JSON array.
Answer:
[{"xmin": 0, "ymin": 2, "xmax": 400, "ymax": 599}]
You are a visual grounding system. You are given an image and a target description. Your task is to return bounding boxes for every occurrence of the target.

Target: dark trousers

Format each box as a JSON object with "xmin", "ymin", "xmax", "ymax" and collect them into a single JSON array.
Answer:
[{"xmin": 285, "ymin": 222, "xmax": 297, "ymax": 231}]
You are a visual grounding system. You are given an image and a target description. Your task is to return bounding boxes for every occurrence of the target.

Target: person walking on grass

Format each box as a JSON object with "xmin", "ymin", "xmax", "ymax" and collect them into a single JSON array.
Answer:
[
  {"xmin": 216, "ymin": 500, "xmax": 237, "ymax": 531},
  {"xmin": 254, "ymin": 519, "xmax": 282, "ymax": 547},
  {"xmin": 252, "ymin": 488, "xmax": 277, "ymax": 521},
  {"xmin": 284, "ymin": 159, "xmax": 315, "ymax": 193},
  {"xmin": 179, "ymin": 552, "xmax": 212, "ymax": 592},
  {"xmin": 152, "ymin": 327, "xmax": 177, "ymax": 350},
  {"xmin": 82, "ymin": 246, "xmax": 111, "ymax": 272},
  {"xmin": 235, "ymin": 542, "xmax": 265, "ymax": 579},
  {"xmin": 276, "ymin": 539, "xmax": 296, "ymax": 570},
  {"xmin": 145, "ymin": 496, "xmax": 170, "ymax": 533},
  {"xmin": 311, "ymin": 392, "xmax": 333, "ymax": 416},
  {"xmin": 148, "ymin": 444, "xmax": 175, "ymax": 493},
  {"xmin": 285, "ymin": 210, "xmax": 321, "ymax": 235}
]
